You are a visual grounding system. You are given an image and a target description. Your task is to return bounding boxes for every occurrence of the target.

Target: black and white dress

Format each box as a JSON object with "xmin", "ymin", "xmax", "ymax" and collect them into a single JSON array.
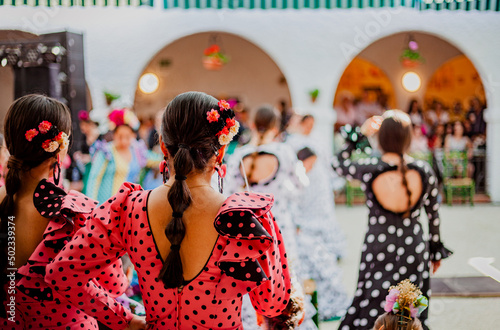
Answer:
[{"xmin": 332, "ymin": 139, "xmax": 452, "ymax": 330}]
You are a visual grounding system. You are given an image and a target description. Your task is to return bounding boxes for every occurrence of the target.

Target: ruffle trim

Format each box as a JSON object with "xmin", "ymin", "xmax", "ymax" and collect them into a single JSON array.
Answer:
[
  {"xmin": 34, "ymin": 179, "xmax": 98, "ymax": 222},
  {"xmin": 214, "ymin": 192, "xmax": 274, "ymax": 284},
  {"xmin": 429, "ymin": 241, "xmax": 453, "ymax": 261},
  {"xmin": 16, "ymin": 180, "xmax": 99, "ymax": 301}
]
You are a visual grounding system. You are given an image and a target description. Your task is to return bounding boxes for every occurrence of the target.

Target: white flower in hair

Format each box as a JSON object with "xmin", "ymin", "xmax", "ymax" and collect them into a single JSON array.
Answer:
[
  {"xmin": 229, "ymin": 121, "xmax": 240, "ymax": 136},
  {"xmin": 218, "ymin": 134, "xmax": 232, "ymax": 146},
  {"xmin": 60, "ymin": 133, "xmax": 69, "ymax": 150},
  {"xmin": 45, "ymin": 141, "xmax": 60, "ymax": 153}
]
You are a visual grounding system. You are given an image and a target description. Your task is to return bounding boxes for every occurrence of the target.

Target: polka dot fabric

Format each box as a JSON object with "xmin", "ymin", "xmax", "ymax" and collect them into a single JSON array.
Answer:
[
  {"xmin": 0, "ymin": 179, "xmax": 103, "ymax": 329},
  {"xmin": 332, "ymin": 141, "xmax": 452, "ymax": 330},
  {"xmin": 45, "ymin": 183, "xmax": 291, "ymax": 329}
]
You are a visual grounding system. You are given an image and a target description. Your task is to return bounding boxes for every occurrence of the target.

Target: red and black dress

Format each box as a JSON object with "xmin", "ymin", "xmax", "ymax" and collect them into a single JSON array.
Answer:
[
  {"xmin": 1, "ymin": 179, "xmax": 131, "ymax": 329},
  {"xmin": 45, "ymin": 183, "xmax": 292, "ymax": 329}
]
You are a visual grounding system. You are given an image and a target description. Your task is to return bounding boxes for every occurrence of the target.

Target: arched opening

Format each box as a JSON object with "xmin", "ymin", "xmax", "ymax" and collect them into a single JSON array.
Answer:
[
  {"xmin": 334, "ymin": 31, "xmax": 488, "ymax": 199},
  {"xmin": 425, "ymin": 55, "xmax": 486, "ymax": 112},
  {"xmin": 133, "ymin": 32, "xmax": 292, "ymax": 117}
]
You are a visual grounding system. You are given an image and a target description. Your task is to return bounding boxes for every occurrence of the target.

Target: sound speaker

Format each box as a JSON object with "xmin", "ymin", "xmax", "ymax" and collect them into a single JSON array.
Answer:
[{"xmin": 14, "ymin": 63, "xmax": 62, "ymax": 99}]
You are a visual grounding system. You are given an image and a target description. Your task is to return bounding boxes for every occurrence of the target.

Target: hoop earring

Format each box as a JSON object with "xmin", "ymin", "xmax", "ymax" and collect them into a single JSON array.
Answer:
[
  {"xmin": 160, "ymin": 159, "xmax": 169, "ymax": 184},
  {"xmin": 53, "ymin": 159, "xmax": 61, "ymax": 186},
  {"xmin": 215, "ymin": 164, "xmax": 226, "ymax": 194}
]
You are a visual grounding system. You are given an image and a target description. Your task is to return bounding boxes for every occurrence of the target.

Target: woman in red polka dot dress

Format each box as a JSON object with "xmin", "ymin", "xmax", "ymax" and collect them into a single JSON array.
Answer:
[
  {"xmin": 0, "ymin": 95, "xmax": 135, "ymax": 329},
  {"xmin": 45, "ymin": 92, "xmax": 293, "ymax": 329}
]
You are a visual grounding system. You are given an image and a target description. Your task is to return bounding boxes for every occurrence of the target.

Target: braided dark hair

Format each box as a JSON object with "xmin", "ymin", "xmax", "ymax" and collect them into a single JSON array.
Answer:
[
  {"xmin": 245, "ymin": 105, "xmax": 280, "ymax": 187},
  {"xmin": 378, "ymin": 110, "xmax": 413, "ymax": 215},
  {"xmin": 159, "ymin": 91, "xmax": 234, "ymax": 288},
  {"xmin": 0, "ymin": 94, "xmax": 71, "ymax": 317}
]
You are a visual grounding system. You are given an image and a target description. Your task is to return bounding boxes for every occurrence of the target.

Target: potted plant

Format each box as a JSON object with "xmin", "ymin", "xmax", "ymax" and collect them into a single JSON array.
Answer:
[
  {"xmin": 309, "ymin": 89, "xmax": 320, "ymax": 103},
  {"xmin": 400, "ymin": 40, "xmax": 425, "ymax": 68},
  {"xmin": 104, "ymin": 91, "xmax": 120, "ymax": 106},
  {"xmin": 202, "ymin": 44, "xmax": 229, "ymax": 71}
]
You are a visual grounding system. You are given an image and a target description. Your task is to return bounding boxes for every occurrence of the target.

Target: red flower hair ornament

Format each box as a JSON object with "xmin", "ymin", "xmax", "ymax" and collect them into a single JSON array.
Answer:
[
  {"xmin": 25, "ymin": 121, "xmax": 69, "ymax": 153},
  {"xmin": 206, "ymin": 99, "xmax": 240, "ymax": 146}
]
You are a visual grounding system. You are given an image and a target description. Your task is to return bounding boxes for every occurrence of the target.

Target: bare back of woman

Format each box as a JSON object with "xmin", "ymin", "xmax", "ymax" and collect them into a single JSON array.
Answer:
[
  {"xmin": 147, "ymin": 184, "xmax": 225, "ymax": 282},
  {"xmin": 0, "ymin": 188, "xmax": 48, "ymax": 269},
  {"xmin": 241, "ymin": 153, "xmax": 279, "ymax": 185},
  {"xmin": 372, "ymin": 154, "xmax": 423, "ymax": 214}
]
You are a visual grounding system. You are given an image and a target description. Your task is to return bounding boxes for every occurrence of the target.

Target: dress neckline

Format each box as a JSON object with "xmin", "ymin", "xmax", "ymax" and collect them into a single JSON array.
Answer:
[
  {"xmin": 144, "ymin": 190, "xmax": 220, "ymax": 286},
  {"xmin": 368, "ymin": 160, "xmax": 428, "ymax": 217}
]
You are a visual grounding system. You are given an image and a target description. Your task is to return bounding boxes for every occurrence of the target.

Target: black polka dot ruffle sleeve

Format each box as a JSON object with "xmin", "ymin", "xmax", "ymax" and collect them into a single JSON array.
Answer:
[{"xmin": 214, "ymin": 192, "xmax": 292, "ymax": 318}]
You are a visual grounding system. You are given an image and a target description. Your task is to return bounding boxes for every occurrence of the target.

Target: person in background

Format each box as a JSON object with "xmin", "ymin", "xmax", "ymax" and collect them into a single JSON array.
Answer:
[
  {"xmin": 286, "ymin": 114, "xmax": 348, "ymax": 321},
  {"xmin": 277, "ymin": 99, "xmax": 294, "ymax": 135},
  {"xmin": 0, "ymin": 94, "xmax": 131, "ymax": 329},
  {"xmin": 467, "ymin": 97, "xmax": 487, "ymax": 141},
  {"xmin": 146, "ymin": 110, "xmax": 163, "ymax": 150},
  {"xmin": 333, "ymin": 110, "xmax": 452, "ymax": 330},
  {"xmin": 72, "ymin": 110, "xmax": 102, "ymax": 192},
  {"xmin": 444, "ymin": 121, "xmax": 474, "ymax": 178},
  {"xmin": 45, "ymin": 92, "xmax": 293, "ymax": 329},
  {"xmin": 141, "ymin": 110, "xmax": 165, "ymax": 190},
  {"xmin": 0, "ymin": 134, "xmax": 8, "ymax": 187},
  {"xmin": 138, "ymin": 115, "xmax": 154, "ymax": 143},
  {"xmin": 449, "ymin": 100, "xmax": 466, "ymax": 123},
  {"xmin": 335, "ymin": 92, "xmax": 359, "ymax": 132},
  {"xmin": 226, "ymin": 105, "xmax": 313, "ymax": 329},
  {"xmin": 409, "ymin": 125, "xmax": 429, "ymax": 154},
  {"xmin": 85, "ymin": 108, "xmax": 161, "ymax": 203},
  {"xmin": 425, "ymin": 100, "xmax": 449, "ymax": 127},
  {"xmin": 407, "ymin": 99, "xmax": 425, "ymax": 130}
]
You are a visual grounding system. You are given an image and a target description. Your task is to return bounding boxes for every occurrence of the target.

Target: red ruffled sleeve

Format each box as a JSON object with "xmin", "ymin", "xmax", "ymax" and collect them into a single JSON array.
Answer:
[
  {"xmin": 45, "ymin": 182, "xmax": 143, "ymax": 329},
  {"xmin": 214, "ymin": 192, "xmax": 292, "ymax": 318},
  {"xmin": 16, "ymin": 179, "xmax": 100, "ymax": 301}
]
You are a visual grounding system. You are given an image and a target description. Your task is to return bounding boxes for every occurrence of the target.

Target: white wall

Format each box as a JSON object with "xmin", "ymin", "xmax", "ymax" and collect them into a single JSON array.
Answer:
[{"xmin": 0, "ymin": 6, "xmax": 499, "ymax": 201}]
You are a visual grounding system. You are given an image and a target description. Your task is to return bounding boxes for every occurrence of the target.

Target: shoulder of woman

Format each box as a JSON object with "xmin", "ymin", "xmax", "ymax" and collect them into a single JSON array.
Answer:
[
  {"xmin": 216, "ymin": 192, "xmax": 274, "ymax": 218},
  {"xmin": 94, "ymin": 182, "xmax": 145, "ymax": 217}
]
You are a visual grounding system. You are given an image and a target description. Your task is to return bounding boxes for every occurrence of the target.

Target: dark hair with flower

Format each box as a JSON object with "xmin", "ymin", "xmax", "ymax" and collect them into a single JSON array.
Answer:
[
  {"xmin": 205, "ymin": 99, "xmax": 240, "ymax": 146},
  {"xmin": 25, "ymin": 120, "xmax": 70, "ymax": 153},
  {"xmin": 108, "ymin": 108, "xmax": 140, "ymax": 131},
  {"xmin": 374, "ymin": 279, "xmax": 428, "ymax": 330},
  {"xmin": 158, "ymin": 92, "xmax": 239, "ymax": 289},
  {"xmin": 0, "ymin": 94, "xmax": 71, "ymax": 318}
]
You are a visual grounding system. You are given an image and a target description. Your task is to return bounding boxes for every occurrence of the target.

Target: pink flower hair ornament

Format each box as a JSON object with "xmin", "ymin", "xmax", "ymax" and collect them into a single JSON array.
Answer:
[
  {"xmin": 25, "ymin": 121, "xmax": 69, "ymax": 153},
  {"xmin": 206, "ymin": 99, "xmax": 240, "ymax": 146}
]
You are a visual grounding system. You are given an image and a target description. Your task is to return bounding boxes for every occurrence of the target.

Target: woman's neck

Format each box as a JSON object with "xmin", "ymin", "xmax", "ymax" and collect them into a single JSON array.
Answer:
[
  {"xmin": 250, "ymin": 132, "xmax": 274, "ymax": 146},
  {"xmin": 164, "ymin": 171, "xmax": 213, "ymax": 188},
  {"xmin": 17, "ymin": 168, "xmax": 52, "ymax": 198},
  {"xmin": 382, "ymin": 152, "xmax": 406, "ymax": 164}
]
